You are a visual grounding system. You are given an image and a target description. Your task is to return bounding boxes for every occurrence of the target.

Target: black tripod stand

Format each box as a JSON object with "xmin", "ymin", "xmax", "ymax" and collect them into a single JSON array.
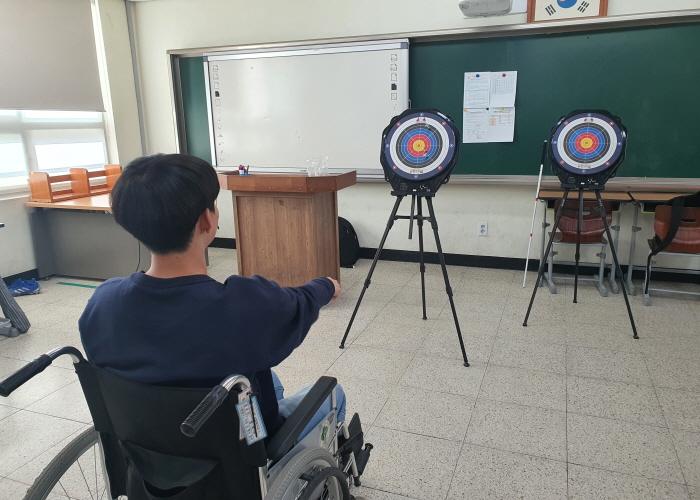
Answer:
[
  {"xmin": 338, "ymin": 193, "xmax": 470, "ymax": 367},
  {"xmin": 523, "ymin": 187, "xmax": 639, "ymax": 339}
]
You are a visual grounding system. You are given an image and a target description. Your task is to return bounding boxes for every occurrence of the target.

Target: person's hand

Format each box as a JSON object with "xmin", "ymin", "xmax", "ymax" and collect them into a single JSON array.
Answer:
[{"xmin": 326, "ymin": 277, "xmax": 341, "ymax": 300}]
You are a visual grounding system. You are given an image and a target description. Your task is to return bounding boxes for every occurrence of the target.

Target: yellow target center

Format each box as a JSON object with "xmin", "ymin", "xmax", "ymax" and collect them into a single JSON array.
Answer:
[
  {"xmin": 413, "ymin": 140, "xmax": 426, "ymax": 152},
  {"xmin": 580, "ymin": 138, "xmax": 593, "ymax": 149}
]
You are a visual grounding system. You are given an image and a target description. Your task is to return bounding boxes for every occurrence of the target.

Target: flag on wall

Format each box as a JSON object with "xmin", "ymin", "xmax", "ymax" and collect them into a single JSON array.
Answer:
[{"xmin": 529, "ymin": 0, "xmax": 604, "ymax": 22}]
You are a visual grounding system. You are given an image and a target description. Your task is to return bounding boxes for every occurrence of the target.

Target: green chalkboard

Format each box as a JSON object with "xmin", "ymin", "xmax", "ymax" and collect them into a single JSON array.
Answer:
[
  {"xmin": 179, "ymin": 22, "xmax": 700, "ymax": 178},
  {"xmin": 409, "ymin": 23, "xmax": 700, "ymax": 178},
  {"xmin": 179, "ymin": 56, "xmax": 211, "ymax": 163}
]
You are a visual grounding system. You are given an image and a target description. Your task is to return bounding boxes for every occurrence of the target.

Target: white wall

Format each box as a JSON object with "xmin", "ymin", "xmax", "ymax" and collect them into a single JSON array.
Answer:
[
  {"xmin": 3, "ymin": 0, "xmax": 700, "ymax": 277},
  {"xmin": 126, "ymin": 0, "xmax": 700, "ymax": 269}
]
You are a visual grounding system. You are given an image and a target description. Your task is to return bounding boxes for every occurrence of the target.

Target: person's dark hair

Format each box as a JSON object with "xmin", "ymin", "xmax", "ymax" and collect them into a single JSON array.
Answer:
[{"xmin": 110, "ymin": 154, "xmax": 220, "ymax": 254}]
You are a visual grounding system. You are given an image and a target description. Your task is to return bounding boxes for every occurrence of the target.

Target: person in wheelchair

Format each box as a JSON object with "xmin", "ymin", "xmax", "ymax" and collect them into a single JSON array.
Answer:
[
  {"xmin": 80, "ymin": 153, "xmax": 342, "ymax": 440},
  {"xmin": 73, "ymin": 153, "xmax": 370, "ymax": 498}
]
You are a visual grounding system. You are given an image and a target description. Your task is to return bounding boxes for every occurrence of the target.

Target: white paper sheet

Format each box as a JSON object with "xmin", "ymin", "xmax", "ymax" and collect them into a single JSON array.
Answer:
[
  {"xmin": 463, "ymin": 70, "xmax": 518, "ymax": 143},
  {"xmin": 463, "ymin": 109, "xmax": 489, "ymax": 143},
  {"xmin": 489, "ymin": 71, "xmax": 518, "ymax": 108},
  {"xmin": 463, "ymin": 72, "xmax": 491, "ymax": 108},
  {"xmin": 488, "ymin": 107, "xmax": 516, "ymax": 142}
]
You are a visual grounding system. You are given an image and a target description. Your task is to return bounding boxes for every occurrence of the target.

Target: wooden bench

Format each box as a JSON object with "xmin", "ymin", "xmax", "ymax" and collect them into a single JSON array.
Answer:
[{"xmin": 28, "ymin": 165, "xmax": 121, "ymax": 203}]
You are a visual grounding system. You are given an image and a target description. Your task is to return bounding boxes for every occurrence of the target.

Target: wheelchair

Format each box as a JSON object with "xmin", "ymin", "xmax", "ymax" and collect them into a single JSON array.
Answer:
[{"xmin": 0, "ymin": 346, "xmax": 372, "ymax": 500}]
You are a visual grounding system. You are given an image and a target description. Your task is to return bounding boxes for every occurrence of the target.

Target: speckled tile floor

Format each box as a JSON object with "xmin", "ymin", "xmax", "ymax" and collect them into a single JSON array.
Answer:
[{"xmin": 1, "ymin": 247, "xmax": 699, "ymax": 499}]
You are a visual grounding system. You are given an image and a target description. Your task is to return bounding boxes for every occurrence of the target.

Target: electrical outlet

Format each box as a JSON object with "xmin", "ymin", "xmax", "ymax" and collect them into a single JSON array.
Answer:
[{"xmin": 478, "ymin": 223, "xmax": 488, "ymax": 236}]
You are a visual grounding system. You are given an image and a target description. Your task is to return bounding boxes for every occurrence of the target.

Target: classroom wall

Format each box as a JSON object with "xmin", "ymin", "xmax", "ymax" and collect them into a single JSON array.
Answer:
[
  {"xmin": 3, "ymin": 0, "xmax": 699, "ymax": 278},
  {"xmin": 125, "ymin": 0, "xmax": 700, "ymax": 272}
]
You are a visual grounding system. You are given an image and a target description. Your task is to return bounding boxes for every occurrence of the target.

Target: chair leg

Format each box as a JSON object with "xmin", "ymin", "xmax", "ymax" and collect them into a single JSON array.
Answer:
[
  {"xmin": 594, "ymin": 242, "xmax": 609, "ymax": 297},
  {"xmin": 644, "ymin": 251, "xmax": 653, "ymax": 306},
  {"xmin": 545, "ymin": 244, "xmax": 558, "ymax": 294}
]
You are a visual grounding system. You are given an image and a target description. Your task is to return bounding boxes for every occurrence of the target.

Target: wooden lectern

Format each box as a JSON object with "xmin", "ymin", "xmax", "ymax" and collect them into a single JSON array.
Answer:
[{"xmin": 218, "ymin": 171, "xmax": 356, "ymax": 287}]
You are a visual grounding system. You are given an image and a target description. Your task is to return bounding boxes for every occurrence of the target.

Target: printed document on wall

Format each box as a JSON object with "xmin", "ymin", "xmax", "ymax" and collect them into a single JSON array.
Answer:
[
  {"xmin": 463, "ymin": 73, "xmax": 491, "ymax": 108},
  {"xmin": 462, "ymin": 70, "xmax": 518, "ymax": 143},
  {"xmin": 489, "ymin": 72, "xmax": 517, "ymax": 108},
  {"xmin": 488, "ymin": 107, "xmax": 515, "ymax": 142},
  {"xmin": 463, "ymin": 109, "xmax": 489, "ymax": 143}
]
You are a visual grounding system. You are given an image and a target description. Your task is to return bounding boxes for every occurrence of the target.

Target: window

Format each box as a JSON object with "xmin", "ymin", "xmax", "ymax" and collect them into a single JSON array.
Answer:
[{"xmin": 0, "ymin": 110, "xmax": 108, "ymax": 189}]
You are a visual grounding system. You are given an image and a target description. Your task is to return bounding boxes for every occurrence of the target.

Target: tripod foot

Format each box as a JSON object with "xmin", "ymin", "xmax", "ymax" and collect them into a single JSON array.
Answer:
[
  {"xmin": 523, "ymin": 322, "xmax": 528, "ymax": 327},
  {"xmin": 633, "ymin": 335, "xmax": 639, "ymax": 340},
  {"xmin": 339, "ymin": 344, "xmax": 345, "ymax": 349},
  {"xmin": 463, "ymin": 362, "xmax": 470, "ymax": 367}
]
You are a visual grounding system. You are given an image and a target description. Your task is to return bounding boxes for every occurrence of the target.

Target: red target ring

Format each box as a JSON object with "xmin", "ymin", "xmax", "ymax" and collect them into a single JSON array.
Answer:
[
  {"xmin": 407, "ymin": 134, "xmax": 431, "ymax": 157},
  {"xmin": 575, "ymin": 132, "xmax": 600, "ymax": 154}
]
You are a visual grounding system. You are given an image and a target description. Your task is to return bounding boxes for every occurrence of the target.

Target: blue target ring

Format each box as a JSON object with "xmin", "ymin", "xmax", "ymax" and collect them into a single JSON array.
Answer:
[
  {"xmin": 567, "ymin": 127, "xmax": 606, "ymax": 160},
  {"xmin": 399, "ymin": 128, "xmax": 440, "ymax": 164}
]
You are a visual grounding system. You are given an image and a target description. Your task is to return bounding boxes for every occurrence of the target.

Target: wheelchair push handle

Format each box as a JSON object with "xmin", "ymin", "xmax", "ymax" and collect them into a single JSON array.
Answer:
[
  {"xmin": 0, "ymin": 346, "xmax": 86, "ymax": 397},
  {"xmin": 181, "ymin": 385, "xmax": 229, "ymax": 437},
  {"xmin": 0, "ymin": 354, "xmax": 52, "ymax": 397},
  {"xmin": 181, "ymin": 375, "xmax": 250, "ymax": 438}
]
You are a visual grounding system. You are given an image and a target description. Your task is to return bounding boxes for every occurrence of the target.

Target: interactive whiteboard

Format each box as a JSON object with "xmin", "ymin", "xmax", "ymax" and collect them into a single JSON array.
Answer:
[{"xmin": 204, "ymin": 40, "xmax": 409, "ymax": 175}]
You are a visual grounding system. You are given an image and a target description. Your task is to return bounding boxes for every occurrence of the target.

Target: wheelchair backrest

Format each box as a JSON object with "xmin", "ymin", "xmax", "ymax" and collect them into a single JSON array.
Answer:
[{"xmin": 74, "ymin": 362, "xmax": 267, "ymax": 500}]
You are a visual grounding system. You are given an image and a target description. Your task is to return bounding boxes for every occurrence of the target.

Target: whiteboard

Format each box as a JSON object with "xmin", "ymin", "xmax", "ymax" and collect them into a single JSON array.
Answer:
[{"xmin": 204, "ymin": 40, "xmax": 409, "ymax": 176}]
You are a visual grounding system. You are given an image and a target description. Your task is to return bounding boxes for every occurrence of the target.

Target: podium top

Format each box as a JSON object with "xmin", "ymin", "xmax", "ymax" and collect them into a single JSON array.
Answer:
[{"xmin": 218, "ymin": 171, "xmax": 356, "ymax": 193}]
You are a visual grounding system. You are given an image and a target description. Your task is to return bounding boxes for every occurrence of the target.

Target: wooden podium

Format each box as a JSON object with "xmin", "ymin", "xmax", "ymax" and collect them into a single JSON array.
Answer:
[{"xmin": 218, "ymin": 171, "xmax": 356, "ymax": 287}]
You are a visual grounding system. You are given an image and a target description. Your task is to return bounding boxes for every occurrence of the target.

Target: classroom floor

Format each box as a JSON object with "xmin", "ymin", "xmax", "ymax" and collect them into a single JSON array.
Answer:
[{"xmin": 1, "ymin": 247, "xmax": 699, "ymax": 499}]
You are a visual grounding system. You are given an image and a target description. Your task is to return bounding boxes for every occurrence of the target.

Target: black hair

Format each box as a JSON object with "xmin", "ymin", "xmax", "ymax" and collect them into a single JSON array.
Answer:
[{"xmin": 110, "ymin": 154, "xmax": 220, "ymax": 254}]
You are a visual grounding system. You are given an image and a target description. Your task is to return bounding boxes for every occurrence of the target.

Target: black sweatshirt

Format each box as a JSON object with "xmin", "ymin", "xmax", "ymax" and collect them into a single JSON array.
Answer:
[{"xmin": 79, "ymin": 272, "xmax": 334, "ymax": 435}]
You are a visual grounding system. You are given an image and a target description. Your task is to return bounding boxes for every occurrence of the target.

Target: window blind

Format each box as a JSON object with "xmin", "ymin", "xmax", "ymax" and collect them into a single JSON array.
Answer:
[{"xmin": 0, "ymin": 0, "xmax": 104, "ymax": 111}]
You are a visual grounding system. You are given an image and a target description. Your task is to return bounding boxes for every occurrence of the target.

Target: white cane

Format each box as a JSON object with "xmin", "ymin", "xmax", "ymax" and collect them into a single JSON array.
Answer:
[{"xmin": 523, "ymin": 141, "xmax": 548, "ymax": 287}]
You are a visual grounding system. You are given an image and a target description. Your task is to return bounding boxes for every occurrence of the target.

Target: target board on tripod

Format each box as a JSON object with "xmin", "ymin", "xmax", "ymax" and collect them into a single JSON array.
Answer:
[
  {"xmin": 381, "ymin": 109, "xmax": 460, "ymax": 195},
  {"xmin": 549, "ymin": 110, "xmax": 627, "ymax": 188}
]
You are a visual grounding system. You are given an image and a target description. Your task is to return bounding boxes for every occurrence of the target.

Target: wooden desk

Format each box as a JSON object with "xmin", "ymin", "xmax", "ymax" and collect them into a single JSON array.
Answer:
[
  {"xmin": 537, "ymin": 188, "xmax": 697, "ymax": 295},
  {"xmin": 219, "ymin": 172, "xmax": 357, "ymax": 287},
  {"xmin": 25, "ymin": 193, "xmax": 112, "ymax": 211},
  {"xmin": 26, "ymin": 194, "xmax": 150, "ymax": 280}
]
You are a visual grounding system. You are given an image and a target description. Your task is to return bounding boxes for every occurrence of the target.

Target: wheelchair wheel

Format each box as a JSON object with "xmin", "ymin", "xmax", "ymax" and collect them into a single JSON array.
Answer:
[
  {"xmin": 266, "ymin": 447, "xmax": 350, "ymax": 500},
  {"xmin": 23, "ymin": 426, "xmax": 119, "ymax": 500}
]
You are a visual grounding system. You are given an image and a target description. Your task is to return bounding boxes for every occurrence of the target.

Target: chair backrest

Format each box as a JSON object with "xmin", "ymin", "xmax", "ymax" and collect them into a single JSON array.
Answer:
[
  {"xmin": 554, "ymin": 200, "xmax": 614, "ymax": 243},
  {"xmin": 75, "ymin": 362, "xmax": 267, "ymax": 500},
  {"xmin": 654, "ymin": 206, "xmax": 700, "ymax": 254}
]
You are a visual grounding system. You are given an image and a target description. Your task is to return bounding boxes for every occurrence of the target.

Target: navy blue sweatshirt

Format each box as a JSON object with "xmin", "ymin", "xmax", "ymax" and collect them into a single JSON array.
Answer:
[{"xmin": 79, "ymin": 272, "xmax": 335, "ymax": 436}]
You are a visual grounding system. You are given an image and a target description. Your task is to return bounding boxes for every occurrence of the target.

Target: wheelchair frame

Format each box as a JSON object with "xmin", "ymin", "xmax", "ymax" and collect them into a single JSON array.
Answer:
[{"xmin": 1, "ymin": 346, "xmax": 371, "ymax": 500}]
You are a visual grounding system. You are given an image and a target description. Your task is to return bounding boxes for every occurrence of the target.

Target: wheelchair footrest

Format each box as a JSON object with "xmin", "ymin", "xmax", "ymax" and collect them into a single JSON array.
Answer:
[
  {"xmin": 339, "ymin": 413, "xmax": 364, "ymax": 461},
  {"xmin": 355, "ymin": 443, "xmax": 372, "ymax": 477}
]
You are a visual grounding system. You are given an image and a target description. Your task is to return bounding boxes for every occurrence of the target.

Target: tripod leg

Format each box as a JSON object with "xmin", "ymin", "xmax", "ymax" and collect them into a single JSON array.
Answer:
[
  {"xmin": 595, "ymin": 191, "xmax": 639, "ymax": 340},
  {"xmin": 524, "ymin": 189, "xmax": 571, "ymax": 326},
  {"xmin": 417, "ymin": 197, "xmax": 427, "ymax": 320},
  {"xmin": 426, "ymin": 197, "xmax": 469, "ymax": 367},
  {"xmin": 408, "ymin": 194, "xmax": 416, "ymax": 240},
  {"xmin": 339, "ymin": 195, "xmax": 405, "ymax": 348},
  {"xmin": 574, "ymin": 189, "xmax": 584, "ymax": 303}
]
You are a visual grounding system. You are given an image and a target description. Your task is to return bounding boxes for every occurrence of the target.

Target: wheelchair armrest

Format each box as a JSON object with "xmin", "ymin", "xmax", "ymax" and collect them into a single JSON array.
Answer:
[{"xmin": 266, "ymin": 376, "xmax": 337, "ymax": 463}]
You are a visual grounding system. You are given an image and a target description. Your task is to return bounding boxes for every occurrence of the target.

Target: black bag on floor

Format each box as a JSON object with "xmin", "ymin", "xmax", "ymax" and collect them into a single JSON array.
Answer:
[{"xmin": 338, "ymin": 217, "xmax": 360, "ymax": 268}]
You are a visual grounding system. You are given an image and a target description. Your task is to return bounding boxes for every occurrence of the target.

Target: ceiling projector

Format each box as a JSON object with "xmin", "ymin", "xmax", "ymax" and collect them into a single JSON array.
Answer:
[{"xmin": 459, "ymin": 0, "xmax": 513, "ymax": 16}]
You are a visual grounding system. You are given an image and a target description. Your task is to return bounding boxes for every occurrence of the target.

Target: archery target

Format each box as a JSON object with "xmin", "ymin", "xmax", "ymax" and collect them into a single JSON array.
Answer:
[
  {"xmin": 383, "ymin": 111, "xmax": 457, "ymax": 181},
  {"xmin": 551, "ymin": 112, "xmax": 625, "ymax": 175}
]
